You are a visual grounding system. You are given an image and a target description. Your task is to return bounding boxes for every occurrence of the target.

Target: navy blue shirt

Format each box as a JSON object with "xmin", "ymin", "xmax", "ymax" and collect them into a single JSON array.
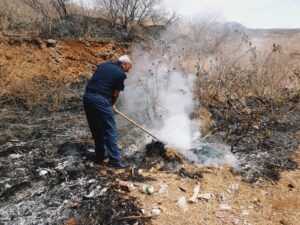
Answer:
[{"xmin": 86, "ymin": 61, "xmax": 127, "ymax": 99}]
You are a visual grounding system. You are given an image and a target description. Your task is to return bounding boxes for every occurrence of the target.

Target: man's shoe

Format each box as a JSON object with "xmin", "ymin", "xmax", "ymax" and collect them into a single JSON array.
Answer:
[
  {"xmin": 108, "ymin": 162, "xmax": 130, "ymax": 169},
  {"xmin": 94, "ymin": 158, "xmax": 108, "ymax": 165}
]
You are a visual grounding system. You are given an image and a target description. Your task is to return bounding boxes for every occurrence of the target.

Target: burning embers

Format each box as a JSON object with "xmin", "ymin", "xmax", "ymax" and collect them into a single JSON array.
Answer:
[{"xmin": 145, "ymin": 141, "xmax": 185, "ymax": 163}]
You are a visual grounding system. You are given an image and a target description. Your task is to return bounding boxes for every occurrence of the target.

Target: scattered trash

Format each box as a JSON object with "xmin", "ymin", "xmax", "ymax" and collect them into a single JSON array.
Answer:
[
  {"xmin": 218, "ymin": 204, "xmax": 231, "ymax": 211},
  {"xmin": 141, "ymin": 185, "xmax": 155, "ymax": 194},
  {"xmin": 118, "ymin": 180, "xmax": 135, "ymax": 192},
  {"xmin": 198, "ymin": 193, "xmax": 214, "ymax": 201},
  {"xmin": 176, "ymin": 196, "xmax": 188, "ymax": 212},
  {"xmin": 141, "ymin": 209, "xmax": 146, "ymax": 215},
  {"xmin": 189, "ymin": 184, "xmax": 200, "ymax": 203},
  {"xmin": 151, "ymin": 208, "xmax": 161, "ymax": 216}
]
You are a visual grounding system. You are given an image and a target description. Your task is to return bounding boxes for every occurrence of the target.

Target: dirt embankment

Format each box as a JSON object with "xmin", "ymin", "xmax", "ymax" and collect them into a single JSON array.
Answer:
[{"xmin": 0, "ymin": 35, "xmax": 126, "ymax": 109}]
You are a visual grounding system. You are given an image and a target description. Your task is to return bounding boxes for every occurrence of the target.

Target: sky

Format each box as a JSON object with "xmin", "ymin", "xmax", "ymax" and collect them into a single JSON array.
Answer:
[
  {"xmin": 75, "ymin": 0, "xmax": 300, "ymax": 29},
  {"xmin": 162, "ymin": 0, "xmax": 300, "ymax": 29}
]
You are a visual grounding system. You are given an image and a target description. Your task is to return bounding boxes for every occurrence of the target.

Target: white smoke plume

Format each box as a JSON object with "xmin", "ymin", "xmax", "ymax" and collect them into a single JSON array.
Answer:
[{"xmin": 121, "ymin": 21, "xmax": 241, "ymax": 167}]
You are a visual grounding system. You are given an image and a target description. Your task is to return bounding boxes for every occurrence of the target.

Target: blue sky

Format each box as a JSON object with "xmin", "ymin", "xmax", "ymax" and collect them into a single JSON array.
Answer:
[{"xmin": 162, "ymin": 0, "xmax": 300, "ymax": 28}]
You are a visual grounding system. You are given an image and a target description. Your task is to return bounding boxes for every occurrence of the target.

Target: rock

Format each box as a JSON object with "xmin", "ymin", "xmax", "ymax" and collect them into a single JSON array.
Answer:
[
  {"xmin": 46, "ymin": 39, "xmax": 57, "ymax": 48},
  {"xmin": 176, "ymin": 196, "xmax": 188, "ymax": 212}
]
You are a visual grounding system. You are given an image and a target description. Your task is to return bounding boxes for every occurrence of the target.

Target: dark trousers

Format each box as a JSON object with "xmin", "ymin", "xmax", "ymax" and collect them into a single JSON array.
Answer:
[{"xmin": 83, "ymin": 92, "xmax": 120, "ymax": 164}]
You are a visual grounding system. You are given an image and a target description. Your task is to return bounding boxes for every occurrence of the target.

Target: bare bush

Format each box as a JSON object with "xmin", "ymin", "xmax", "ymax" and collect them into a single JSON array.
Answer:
[{"xmin": 94, "ymin": 0, "xmax": 165, "ymax": 29}]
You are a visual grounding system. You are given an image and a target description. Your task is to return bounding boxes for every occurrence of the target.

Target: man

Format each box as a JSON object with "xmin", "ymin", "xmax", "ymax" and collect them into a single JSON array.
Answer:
[{"xmin": 83, "ymin": 55, "xmax": 132, "ymax": 168}]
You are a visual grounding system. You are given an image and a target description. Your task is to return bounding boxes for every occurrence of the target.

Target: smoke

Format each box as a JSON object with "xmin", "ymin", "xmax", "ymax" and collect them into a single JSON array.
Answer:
[
  {"xmin": 121, "ymin": 21, "xmax": 241, "ymax": 167},
  {"xmin": 122, "ymin": 42, "xmax": 199, "ymax": 151}
]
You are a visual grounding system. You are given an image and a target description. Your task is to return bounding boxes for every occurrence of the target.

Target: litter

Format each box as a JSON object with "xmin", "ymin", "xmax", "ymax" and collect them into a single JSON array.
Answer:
[
  {"xmin": 151, "ymin": 209, "xmax": 161, "ymax": 216},
  {"xmin": 176, "ymin": 196, "xmax": 188, "ymax": 212},
  {"xmin": 141, "ymin": 185, "xmax": 155, "ymax": 194},
  {"xmin": 198, "ymin": 193, "xmax": 214, "ymax": 201},
  {"xmin": 189, "ymin": 184, "xmax": 200, "ymax": 203},
  {"xmin": 118, "ymin": 180, "xmax": 135, "ymax": 192}
]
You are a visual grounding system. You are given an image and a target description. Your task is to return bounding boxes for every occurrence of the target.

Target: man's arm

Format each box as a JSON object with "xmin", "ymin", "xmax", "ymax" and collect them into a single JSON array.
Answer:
[{"xmin": 111, "ymin": 90, "xmax": 120, "ymax": 111}]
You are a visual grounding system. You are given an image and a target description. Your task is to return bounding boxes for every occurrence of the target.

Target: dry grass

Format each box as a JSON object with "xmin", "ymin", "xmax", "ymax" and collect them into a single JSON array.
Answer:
[{"xmin": 129, "ymin": 148, "xmax": 300, "ymax": 225}]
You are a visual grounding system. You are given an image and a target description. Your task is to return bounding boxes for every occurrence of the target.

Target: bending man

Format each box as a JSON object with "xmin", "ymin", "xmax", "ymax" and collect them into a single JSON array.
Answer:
[{"xmin": 83, "ymin": 55, "xmax": 132, "ymax": 168}]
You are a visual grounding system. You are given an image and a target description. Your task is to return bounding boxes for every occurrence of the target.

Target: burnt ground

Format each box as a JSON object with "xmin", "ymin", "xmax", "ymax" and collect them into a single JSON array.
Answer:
[
  {"xmin": 204, "ymin": 95, "xmax": 300, "ymax": 182},
  {"xmin": 0, "ymin": 94, "xmax": 154, "ymax": 225},
  {"xmin": 0, "ymin": 87, "xmax": 299, "ymax": 224}
]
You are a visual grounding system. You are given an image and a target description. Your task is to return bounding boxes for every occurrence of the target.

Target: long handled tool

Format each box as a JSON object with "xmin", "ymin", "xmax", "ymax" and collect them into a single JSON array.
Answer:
[{"xmin": 114, "ymin": 109, "xmax": 160, "ymax": 141}]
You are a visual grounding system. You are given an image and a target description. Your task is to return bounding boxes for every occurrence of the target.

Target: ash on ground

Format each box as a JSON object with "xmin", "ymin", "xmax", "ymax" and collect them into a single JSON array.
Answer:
[
  {"xmin": 0, "ymin": 94, "xmax": 299, "ymax": 224},
  {"xmin": 0, "ymin": 104, "xmax": 148, "ymax": 225}
]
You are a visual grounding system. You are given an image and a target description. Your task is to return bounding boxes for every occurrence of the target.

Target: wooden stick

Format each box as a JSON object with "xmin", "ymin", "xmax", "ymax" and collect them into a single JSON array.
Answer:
[{"xmin": 114, "ymin": 109, "xmax": 160, "ymax": 141}]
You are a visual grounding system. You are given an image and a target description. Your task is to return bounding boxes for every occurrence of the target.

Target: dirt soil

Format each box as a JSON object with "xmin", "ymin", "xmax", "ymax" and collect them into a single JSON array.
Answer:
[{"xmin": 0, "ymin": 37, "xmax": 299, "ymax": 225}]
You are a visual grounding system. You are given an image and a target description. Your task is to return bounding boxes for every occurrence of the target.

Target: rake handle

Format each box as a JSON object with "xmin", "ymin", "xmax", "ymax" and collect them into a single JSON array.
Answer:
[{"xmin": 114, "ymin": 109, "xmax": 160, "ymax": 141}]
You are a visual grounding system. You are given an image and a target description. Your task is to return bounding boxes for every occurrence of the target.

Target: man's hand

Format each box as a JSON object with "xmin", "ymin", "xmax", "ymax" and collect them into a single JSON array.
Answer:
[{"xmin": 112, "ymin": 105, "xmax": 118, "ymax": 112}]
